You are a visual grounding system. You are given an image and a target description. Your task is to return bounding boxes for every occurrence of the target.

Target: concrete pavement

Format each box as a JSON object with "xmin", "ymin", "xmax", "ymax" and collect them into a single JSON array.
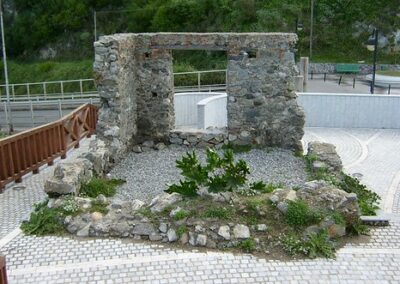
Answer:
[{"xmin": 1, "ymin": 128, "xmax": 400, "ymax": 283}]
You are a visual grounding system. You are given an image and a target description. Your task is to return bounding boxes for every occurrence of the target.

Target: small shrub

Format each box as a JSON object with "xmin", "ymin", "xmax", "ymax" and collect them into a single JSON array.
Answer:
[
  {"xmin": 137, "ymin": 207, "xmax": 153, "ymax": 218},
  {"xmin": 173, "ymin": 210, "xmax": 189, "ymax": 221},
  {"xmin": 330, "ymin": 212, "xmax": 345, "ymax": 225},
  {"xmin": 238, "ymin": 239, "xmax": 256, "ymax": 253},
  {"xmin": 285, "ymin": 200, "xmax": 322, "ymax": 228},
  {"xmin": 167, "ymin": 148, "xmax": 253, "ymax": 195},
  {"xmin": 59, "ymin": 196, "xmax": 81, "ymax": 216},
  {"xmin": 176, "ymin": 151, "xmax": 208, "ymax": 184},
  {"xmin": 246, "ymin": 199, "xmax": 263, "ymax": 214},
  {"xmin": 281, "ymin": 234, "xmax": 309, "ymax": 256},
  {"xmin": 338, "ymin": 175, "xmax": 380, "ymax": 216},
  {"xmin": 306, "ymin": 230, "xmax": 336, "ymax": 258},
  {"xmin": 90, "ymin": 200, "xmax": 109, "ymax": 215},
  {"xmin": 176, "ymin": 225, "xmax": 188, "ymax": 238},
  {"xmin": 250, "ymin": 181, "xmax": 284, "ymax": 193},
  {"xmin": 0, "ymin": 131, "xmax": 7, "ymax": 139},
  {"xmin": 241, "ymin": 215, "xmax": 260, "ymax": 226},
  {"xmin": 202, "ymin": 207, "xmax": 232, "ymax": 219},
  {"xmin": 281, "ymin": 230, "xmax": 335, "ymax": 258},
  {"xmin": 80, "ymin": 178, "xmax": 125, "ymax": 198},
  {"xmin": 349, "ymin": 222, "xmax": 370, "ymax": 235},
  {"xmin": 21, "ymin": 201, "xmax": 65, "ymax": 235},
  {"xmin": 222, "ymin": 142, "xmax": 252, "ymax": 153}
]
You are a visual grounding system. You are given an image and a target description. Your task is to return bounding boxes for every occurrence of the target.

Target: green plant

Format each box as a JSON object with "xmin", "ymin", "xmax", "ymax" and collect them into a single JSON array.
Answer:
[
  {"xmin": 80, "ymin": 178, "xmax": 125, "ymax": 198},
  {"xmin": 165, "ymin": 180, "xmax": 198, "ymax": 197},
  {"xmin": 246, "ymin": 199, "xmax": 264, "ymax": 214},
  {"xmin": 241, "ymin": 215, "xmax": 260, "ymax": 226},
  {"xmin": 222, "ymin": 142, "xmax": 252, "ymax": 153},
  {"xmin": 0, "ymin": 131, "xmax": 7, "ymax": 139},
  {"xmin": 90, "ymin": 200, "xmax": 109, "ymax": 215},
  {"xmin": 21, "ymin": 201, "xmax": 65, "ymax": 235},
  {"xmin": 330, "ymin": 212, "xmax": 345, "ymax": 225},
  {"xmin": 238, "ymin": 239, "xmax": 256, "ymax": 253},
  {"xmin": 137, "ymin": 207, "xmax": 153, "ymax": 219},
  {"xmin": 173, "ymin": 210, "xmax": 189, "ymax": 221},
  {"xmin": 338, "ymin": 175, "xmax": 380, "ymax": 216},
  {"xmin": 349, "ymin": 222, "xmax": 370, "ymax": 235},
  {"xmin": 167, "ymin": 149, "xmax": 253, "ymax": 195},
  {"xmin": 176, "ymin": 151, "xmax": 208, "ymax": 184},
  {"xmin": 202, "ymin": 207, "xmax": 232, "ymax": 219},
  {"xmin": 306, "ymin": 230, "xmax": 336, "ymax": 258},
  {"xmin": 250, "ymin": 181, "xmax": 284, "ymax": 193},
  {"xmin": 59, "ymin": 196, "xmax": 81, "ymax": 216},
  {"xmin": 285, "ymin": 200, "xmax": 322, "ymax": 228},
  {"xmin": 176, "ymin": 225, "xmax": 188, "ymax": 238},
  {"xmin": 281, "ymin": 231, "xmax": 335, "ymax": 258}
]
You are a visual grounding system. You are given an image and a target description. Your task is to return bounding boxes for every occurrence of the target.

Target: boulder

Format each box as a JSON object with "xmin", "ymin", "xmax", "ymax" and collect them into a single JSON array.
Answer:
[
  {"xmin": 159, "ymin": 223, "xmax": 168, "ymax": 233},
  {"xmin": 149, "ymin": 193, "xmax": 183, "ymax": 213},
  {"xmin": 81, "ymin": 139, "xmax": 109, "ymax": 175},
  {"xmin": 233, "ymin": 224, "xmax": 250, "ymax": 239},
  {"xmin": 297, "ymin": 182, "xmax": 360, "ymax": 226},
  {"xmin": 131, "ymin": 223, "xmax": 156, "ymax": 236},
  {"xmin": 76, "ymin": 224, "xmax": 91, "ymax": 237},
  {"xmin": 196, "ymin": 234, "xmax": 207, "ymax": 246},
  {"xmin": 307, "ymin": 142, "xmax": 342, "ymax": 174},
  {"xmin": 256, "ymin": 224, "xmax": 268, "ymax": 232},
  {"xmin": 167, "ymin": 228, "xmax": 178, "ymax": 242},
  {"xmin": 218, "ymin": 225, "xmax": 231, "ymax": 240},
  {"xmin": 44, "ymin": 158, "xmax": 93, "ymax": 196},
  {"xmin": 269, "ymin": 188, "xmax": 297, "ymax": 214},
  {"xmin": 91, "ymin": 212, "xmax": 104, "ymax": 222}
]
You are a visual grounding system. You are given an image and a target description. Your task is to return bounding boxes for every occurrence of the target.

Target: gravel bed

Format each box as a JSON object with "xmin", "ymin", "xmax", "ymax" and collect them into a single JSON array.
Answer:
[{"xmin": 109, "ymin": 146, "xmax": 308, "ymax": 203}]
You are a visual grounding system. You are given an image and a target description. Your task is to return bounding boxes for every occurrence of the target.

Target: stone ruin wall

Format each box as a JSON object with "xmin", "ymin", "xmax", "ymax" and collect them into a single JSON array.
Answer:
[{"xmin": 94, "ymin": 33, "xmax": 305, "ymax": 162}]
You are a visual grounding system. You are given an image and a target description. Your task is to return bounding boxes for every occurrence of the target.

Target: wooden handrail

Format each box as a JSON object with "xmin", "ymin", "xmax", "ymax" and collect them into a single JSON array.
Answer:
[
  {"xmin": 0, "ymin": 255, "xmax": 7, "ymax": 284},
  {"xmin": 0, "ymin": 103, "xmax": 97, "ymax": 191}
]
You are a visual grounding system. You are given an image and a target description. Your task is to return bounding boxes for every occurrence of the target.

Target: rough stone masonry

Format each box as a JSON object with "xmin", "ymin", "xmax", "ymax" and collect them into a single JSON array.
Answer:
[{"xmin": 94, "ymin": 33, "xmax": 305, "ymax": 162}]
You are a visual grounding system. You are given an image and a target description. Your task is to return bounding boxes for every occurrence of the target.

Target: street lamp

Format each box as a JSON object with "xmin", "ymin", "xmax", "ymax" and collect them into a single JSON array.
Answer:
[
  {"xmin": 366, "ymin": 29, "xmax": 378, "ymax": 94},
  {"xmin": 294, "ymin": 19, "xmax": 303, "ymax": 62},
  {"xmin": 0, "ymin": 0, "xmax": 12, "ymax": 133}
]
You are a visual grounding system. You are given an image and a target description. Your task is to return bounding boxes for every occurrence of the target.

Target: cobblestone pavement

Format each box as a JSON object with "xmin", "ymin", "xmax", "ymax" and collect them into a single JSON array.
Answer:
[{"xmin": 2, "ymin": 130, "xmax": 400, "ymax": 283}]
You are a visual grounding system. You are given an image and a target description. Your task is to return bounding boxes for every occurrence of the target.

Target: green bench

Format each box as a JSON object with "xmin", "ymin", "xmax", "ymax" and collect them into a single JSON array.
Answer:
[{"xmin": 335, "ymin": 63, "xmax": 360, "ymax": 74}]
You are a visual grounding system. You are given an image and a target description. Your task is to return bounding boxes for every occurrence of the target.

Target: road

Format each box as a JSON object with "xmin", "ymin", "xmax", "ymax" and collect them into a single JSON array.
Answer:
[{"xmin": 0, "ymin": 99, "xmax": 100, "ymax": 131}]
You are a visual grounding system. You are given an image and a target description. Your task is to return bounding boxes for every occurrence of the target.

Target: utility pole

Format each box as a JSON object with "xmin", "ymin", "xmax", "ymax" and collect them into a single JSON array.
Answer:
[
  {"xmin": 0, "ymin": 0, "xmax": 12, "ymax": 133},
  {"xmin": 94, "ymin": 11, "xmax": 97, "ymax": 42},
  {"xmin": 310, "ymin": 0, "xmax": 314, "ymax": 61}
]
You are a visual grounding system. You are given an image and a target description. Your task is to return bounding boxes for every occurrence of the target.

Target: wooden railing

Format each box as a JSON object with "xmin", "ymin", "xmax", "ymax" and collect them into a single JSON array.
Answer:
[
  {"xmin": 0, "ymin": 104, "xmax": 97, "ymax": 191},
  {"xmin": 0, "ymin": 255, "xmax": 7, "ymax": 284}
]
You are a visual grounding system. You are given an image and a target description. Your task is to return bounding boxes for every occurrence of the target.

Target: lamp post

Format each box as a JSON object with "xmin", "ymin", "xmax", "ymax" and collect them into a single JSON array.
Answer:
[
  {"xmin": 0, "ymin": 0, "xmax": 12, "ymax": 133},
  {"xmin": 294, "ymin": 19, "xmax": 303, "ymax": 62},
  {"xmin": 310, "ymin": 0, "xmax": 314, "ymax": 60},
  {"xmin": 366, "ymin": 29, "xmax": 378, "ymax": 94}
]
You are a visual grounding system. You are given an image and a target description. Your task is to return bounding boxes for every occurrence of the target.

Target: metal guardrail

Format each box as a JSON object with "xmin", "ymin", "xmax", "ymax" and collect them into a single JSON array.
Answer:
[
  {"xmin": 0, "ymin": 79, "xmax": 97, "ymax": 102},
  {"xmin": 1, "ymin": 98, "xmax": 100, "ymax": 129},
  {"xmin": 0, "ymin": 70, "xmax": 229, "ymax": 102},
  {"xmin": 0, "ymin": 103, "xmax": 97, "ymax": 191}
]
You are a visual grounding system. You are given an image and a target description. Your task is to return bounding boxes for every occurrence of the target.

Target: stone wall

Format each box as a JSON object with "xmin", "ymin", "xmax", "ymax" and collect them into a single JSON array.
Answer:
[
  {"xmin": 94, "ymin": 33, "xmax": 305, "ymax": 161},
  {"xmin": 94, "ymin": 34, "xmax": 137, "ymax": 161}
]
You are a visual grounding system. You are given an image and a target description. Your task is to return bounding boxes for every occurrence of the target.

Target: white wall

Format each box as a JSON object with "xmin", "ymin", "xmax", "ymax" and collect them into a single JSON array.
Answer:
[
  {"xmin": 197, "ymin": 94, "xmax": 228, "ymax": 129},
  {"xmin": 174, "ymin": 92, "xmax": 227, "ymax": 128},
  {"xmin": 174, "ymin": 92, "xmax": 218, "ymax": 127},
  {"xmin": 298, "ymin": 92, "xmax": 400, "ymax": 128}
]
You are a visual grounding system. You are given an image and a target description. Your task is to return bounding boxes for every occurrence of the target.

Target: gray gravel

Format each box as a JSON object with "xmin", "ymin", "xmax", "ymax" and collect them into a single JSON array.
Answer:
[{"xmin": 109, "ymin": 146, "xmax": 308, "ymax": 202}]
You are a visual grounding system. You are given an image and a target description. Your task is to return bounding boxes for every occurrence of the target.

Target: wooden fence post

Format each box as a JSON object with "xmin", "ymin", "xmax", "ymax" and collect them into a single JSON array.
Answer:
[{"xmin": 0, "ymin": 255, "xmax": 8, "ymax": 284}]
